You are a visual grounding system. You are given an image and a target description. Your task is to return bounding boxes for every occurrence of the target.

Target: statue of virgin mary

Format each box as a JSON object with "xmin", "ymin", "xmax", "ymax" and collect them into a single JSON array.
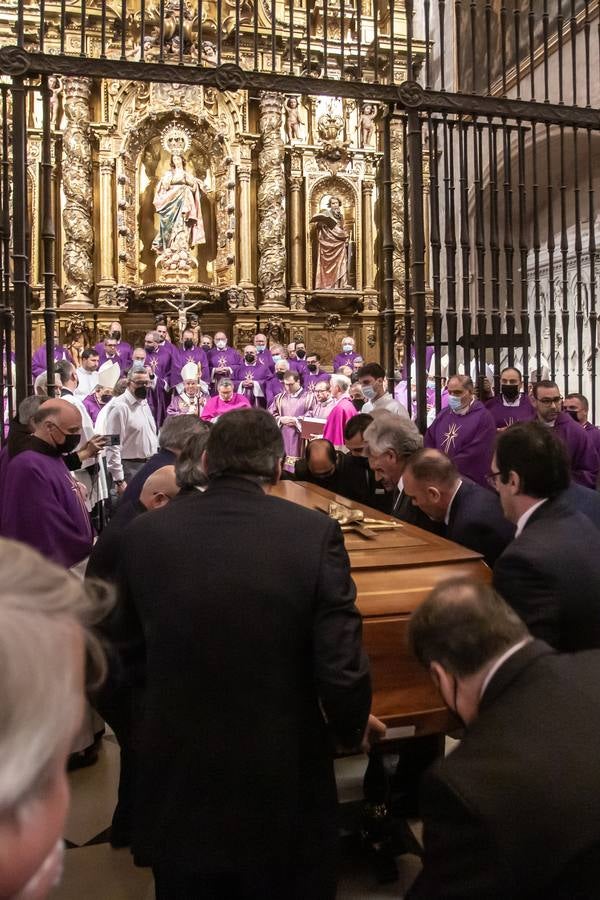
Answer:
[{"xmin": 152, "ymin": 152, "xmax": 206, "ymax": 255}]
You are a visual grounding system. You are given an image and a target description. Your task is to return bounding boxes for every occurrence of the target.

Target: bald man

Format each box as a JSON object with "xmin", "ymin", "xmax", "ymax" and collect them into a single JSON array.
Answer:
[
  {"xmin": 87, "ymin": 465, "xmax": 179, "ymax": 582},
  {"xmin": 293, "ymin": 438, "xmax": 342, "ymax": 492},
  {"xmin": 0, "ymin": 399, "xmax": 94, "ymax": 568}
]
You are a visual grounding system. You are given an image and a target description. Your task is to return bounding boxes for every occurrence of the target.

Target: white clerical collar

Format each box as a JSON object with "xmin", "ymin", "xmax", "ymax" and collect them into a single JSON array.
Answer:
[
  {"xmin": 514, "ymin": 498, "xmax": 547, "ymax": 537},
  {"xmin": 444, "ymin": 479, "xmax": 463, "ymax": 525},
  {"xmin": 480, "ymin": 638, "xmax": 532, "ymax": 699},
  {"xmin": 501, "ymin": 395, "xmax": 522, "ymax": 407},
  {"xmin": 290, "ymin": 388, "xmax": 303, "ymax": 398}
]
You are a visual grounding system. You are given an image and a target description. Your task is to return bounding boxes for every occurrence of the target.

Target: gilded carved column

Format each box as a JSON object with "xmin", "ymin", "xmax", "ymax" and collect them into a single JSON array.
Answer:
[
  {"xmin": 289, "ymin": 176, "xmax": 304, "ymax": 289},
  {"xmin": 97, "ymin": 157, "xmax": 116, "ymax": 296},
  {"xmin": 390, "ymin": 117, "xmax": 405, "ymax": 312},
  {"xmin": 62, "ymin": 77, "xmax": 93, "ymax": 307},
  {"xmin": 237, "ymin": 161, "xmax": 253, "ymax": 289},
  {"xmin": 257, "ymin": 91, "xmax": 286, "ymax": 310},
  {"xmin": 361, "ymin": 181, "xmax": 375, "ymax": 292}
]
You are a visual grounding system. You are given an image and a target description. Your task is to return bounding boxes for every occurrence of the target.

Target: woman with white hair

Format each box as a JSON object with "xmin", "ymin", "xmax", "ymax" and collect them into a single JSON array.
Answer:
[
  {"xmin": 0, "ymin": 540, "xmax": 110, "ymax": 900},
  {"xmin": 323, "ymin": 373, "xmax": 358, "ymax": 449}
]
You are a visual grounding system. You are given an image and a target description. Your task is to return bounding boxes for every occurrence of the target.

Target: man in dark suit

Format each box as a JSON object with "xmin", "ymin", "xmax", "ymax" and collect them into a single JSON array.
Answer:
[
  {"xmin": 492, "ymin": 421, "xmax": 600, "ymax": 651},
  {"xmin": 407, "ymin": 577, "xmax": 600, "ymax": 900},
  {"xmin": 337, "ymin": 413, "xmax": 392, "ymax": 512},
  {"xmin": 99, "ymin": 408, "xmax": 379, "ymax": 899},
  {"xmin": 363, "ymin": 412, "xmax": 444, "ymax": 535},
  {"xmin": 402, "ymin": 449, "xmax": 515, "ymax": 566},
  {"xmin": 561, "ymin": 479, "xmax": 600, "ymax": 530}
]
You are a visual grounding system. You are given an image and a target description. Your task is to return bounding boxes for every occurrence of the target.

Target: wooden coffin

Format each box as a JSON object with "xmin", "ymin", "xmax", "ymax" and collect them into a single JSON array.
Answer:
[{"xmin": 271, "ymin": 481, "xmax": 491, "ymax": 737}]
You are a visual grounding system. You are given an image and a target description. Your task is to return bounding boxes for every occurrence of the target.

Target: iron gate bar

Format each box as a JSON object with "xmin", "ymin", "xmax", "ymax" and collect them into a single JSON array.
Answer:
[
  {"xmin": 587, "ymin": 126, "xmax": 597, "ymax": 421},
  {"xmin": 2, "ymin": 51, "xmax": 600, "ymax": 129},
  {"xmin": 40, "ymin": 75, "xmax": 57, "ymax": 397},
  {"xmin": 402, "ymin": 114, "xmax": 413, "ymax": 410},
  {"xmin": 442, "ymin": 115, "xmax": 458, "ymax": 380},
  {"xmin": 573, "ymin": 126, "xmax": 584, "ymax": 394},
  {"xmin": 406, "ymin": 108, "xmax": 428, "ymax": 433},
  {"xmin": 488, "ymin": 123, "xmax": 502, "ymax": 390},
  {"xmin": 531, "ymin": 119, "xmax": 542, "ymax": 382},
  {"xmin": 546, "ymin": 121, "xmax": 557, "ymax": 383},
  {"xmin": 381, "ymin": 106, "xmax": 396, "ymax": 387},
  {"xmin": 560, "ymin": 123, "xmax": 570, "ymax": 396},
  {"xmin": 11, "ymin": 77, "xmax": 30, "ymax": 406}
]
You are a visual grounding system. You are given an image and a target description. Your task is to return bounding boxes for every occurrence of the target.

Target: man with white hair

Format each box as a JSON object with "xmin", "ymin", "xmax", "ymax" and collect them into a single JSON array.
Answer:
[
  {"xmin": 323, "ymin": 373, "xmax": 357, "ymax": 448},
  {"xmin": 104, "ymin": 364, "xmax": 159, "ymax": 494},
  {"xmin": 333, "ymin": 335, "xmax": 360, "ymax": 372},
  {"xmin": 0, "ymin": 539, "xmax": 108, "ymax": 900}
]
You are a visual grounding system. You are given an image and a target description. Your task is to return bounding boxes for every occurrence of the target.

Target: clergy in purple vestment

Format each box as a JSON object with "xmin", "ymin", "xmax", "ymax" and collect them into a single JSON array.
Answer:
[
  {"xmin": 94, "ymin": 336, "xmax": 130, "ymax": 375},
  {"xmin": 399, "ymin": 343, "xmax": 435, "ymax": 382},
  {"xmin": 31, "ymin": 343, "xmax": 73, "ymax": 379},
  {"xmin": 233, "ymin": 346, "xmax": 271, "ymax": 408},
  {"xmin": 312, "ymin": 381, "xmax": 336, "ymax": 419},
  {"xmin": 424, "ymin": 375, "xmax": 497, "ymax": 487},
  {"xmin": 323, "ymin": 374, "xmax": 358, "ymax": 449},
  {"xmin": 0, "ymin": 398, "xmax": 93, "ymax": 568},
  {"xmin": 94, "ymin": 320, "xmax": 133, "ymax": 368},
  {"xmin": 82, "ymin": 361, "xmax": 121, "ymax": 425},
  {"xmin": 564, "ymin": 392, "xmax": 600, "ymax": 465},
  {"xmin": 201, "ymin": 378, "xmax": 251, "ymax": 422},
  {"xmin": 333, "ymin": 336, "xmax": 361, "ymax": 373},
  {"xmin": 144, "ymin": 331, "xmax": 172, "ymax": 426},
  {"xmin": 286, "ymin": 341, "xmax": 309, "ymax": 378},
  {"xmin": 268, "ymin": 370, "xmax": 315, "ymax": 472},
  {"xmin": 207, "ymin": 331, "xmax": 242, "ymax": 388},
  {"xmin": 486, "ymin": 367, "xmax": 535, "ymax": 429},
  {"xmin": 253, "ymin": 333, "xmax": 274, "ymax": 371},
  {"xmin": 171, "ymin": 328, "xmax": 210, "ymax": 386},
  {"xmin": 304, "ymin": 353, "xmax": 331, "ymax": 392},
  {"xmin": 531, "ymin": 381, "xmax": 599, "ymax": 489},
  {"xmin": 265, "ymin": 361, "xmax": 291, "ymax": 406}
]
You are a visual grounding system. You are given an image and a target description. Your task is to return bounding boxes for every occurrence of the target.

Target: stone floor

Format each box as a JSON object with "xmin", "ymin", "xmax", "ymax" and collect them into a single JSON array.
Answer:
[{"xmin": 54, "ymin": 733, "xmax": 424, "ymax": 899}]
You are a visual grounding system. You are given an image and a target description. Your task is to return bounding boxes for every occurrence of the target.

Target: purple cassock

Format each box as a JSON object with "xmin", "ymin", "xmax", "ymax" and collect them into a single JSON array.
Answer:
[
  {"xmin": 0, "ymin": 444, "xmax": 94, "ymax": 568},
  {"xmin": 268, "ymin": 389, "xmax": 315, "ymax": 472},
  {"xmin": 94, "ymin": 341, "xmax": 132, "ymax": 370},
  {"xmin": 394, "ymin": 381, "xmax": 447, "ymax": 420},
  {"xmin": 201, "ymin": 393, "xmax": 251, "ymax": 421},
  {"xmin": 583, "ymin": 421, "xmax": 600, "ymax": 461},
  {"xmin": 232, "ymin": 363, "xmax": 272, "ymax": 407},
  {"xmin": 83, "ymin": 392, "xmax": 105, "ymax": 425},
  {"xmin": 256, "ymin": 349, "xmax": 274, "ymax": 370},
  {"xmin": 171, "ymin": 346, "xmax": 209, "ymax": 386},
  {"xmin": 424, "ymin": 400, "xmax": 497, "ymax": 487},
  {"xmin": 31, "ymin": 344, "xmax": 73, "ymax": 379},
  {"xmin": 303, "ymin": 368, "xmax": 331, "ymax": 392},
  {"xmin": 207, "ymin": 346, "xmax": 242, "ymax": 387},
  {"xmin": 265, "ymin": 374, "xmax": 287, "ymax": 406},
  {"xmin": 97, "ymin": 350, "xmax": 129, "ymax": 375},
  {"xmin": 485, "ymin": 393, "xmax": 536, "ymax": 429},
  {"xmin": 399, "ymin": 344, "xmax": 435, "ymax": 381},
  {"xmin": 551, "ymin": 412, "xmax": 600, "ymax": 489},
  {"xmin": 145, "ymin": 346, "xmax": 172, "ymax": 426},
  {"xmin": 333, "ymin": 350, "xmax": 361, "ymax": 372},
  {"xmin": 323, "ymin": 396, "xmax": 358, "ymax": 447}
]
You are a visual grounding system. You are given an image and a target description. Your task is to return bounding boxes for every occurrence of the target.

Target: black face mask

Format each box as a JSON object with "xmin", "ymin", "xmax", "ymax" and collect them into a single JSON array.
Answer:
[
  {"xmin": 566, "ymin": 409, "xmax": 579, "ymax": 422},
  {"xmin": 501, "ymin": 384, "xmax": 520, "ymax": 402},
  {"xmin": 184, "ymin": 339, "xmax": 194, "ymax": 350},
  {"xmin": 201, "ymin": 344, "xmax": 211, "ymax": 352},
  {"xmin": 50, "ymin": 425, "xmax": 81, "ymax": 454},
  {"xmin": 308, "ymin": 363, "xmax": 318, "ymax": 373},
  {"xmin": 134, "ymin": 386, "xmax": 148, "ymax": 400},
  {"xmin": 244, "ymin": 354, "xmax": 256, "ymax": 364},
  {"xmin": 111, "ymin": 330, "xmax": 121, "ymax": 340},
  {"xmin": 276, "ymin": 371, "xmax": 285, "ymax": 380},
  {"xmin": 296, "ymin": 349, "xmax": 306, "ymax": 360},
  {"xmin": 144, "ymin": 345, "xmax": 155, "ymax": 353},
  {"xmin": 352, "ymin": 398, "xmax": 365, "ymax": 412},
  {"xmin": 100, "ymin": 392, "xmax": 112, "ymax": 404}
]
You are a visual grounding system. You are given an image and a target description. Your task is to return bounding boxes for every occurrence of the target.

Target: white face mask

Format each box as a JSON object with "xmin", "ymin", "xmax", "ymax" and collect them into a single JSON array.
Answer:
[
  {"xmin": 342, "ymin": 344, "xmax": 353, "ymax": 353},
  {"xmin": 215, "ymin": 340, "xmax": 227, "ymax": 350}
]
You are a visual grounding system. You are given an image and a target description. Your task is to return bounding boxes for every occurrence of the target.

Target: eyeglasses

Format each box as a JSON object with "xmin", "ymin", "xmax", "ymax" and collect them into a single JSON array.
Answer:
[
  {"xmin": 536, "ymin": 396, "xmax": 562, "ymax": 406},
  {"xmin": 486, "ymin": 470, "xmax": 501, "ymax": 489}
]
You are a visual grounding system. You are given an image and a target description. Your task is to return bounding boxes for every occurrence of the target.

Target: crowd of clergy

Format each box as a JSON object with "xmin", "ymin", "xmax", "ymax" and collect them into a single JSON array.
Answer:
[{"xmin": 2, "ymin": 319, "xmax": 600, "ymax": 899}]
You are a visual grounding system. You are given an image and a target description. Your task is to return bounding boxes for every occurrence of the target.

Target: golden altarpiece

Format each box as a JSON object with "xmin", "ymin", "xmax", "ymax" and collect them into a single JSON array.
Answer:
[{"xmin": 10, "ymin": 0, "xmax": 417, "ymax": 367}]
